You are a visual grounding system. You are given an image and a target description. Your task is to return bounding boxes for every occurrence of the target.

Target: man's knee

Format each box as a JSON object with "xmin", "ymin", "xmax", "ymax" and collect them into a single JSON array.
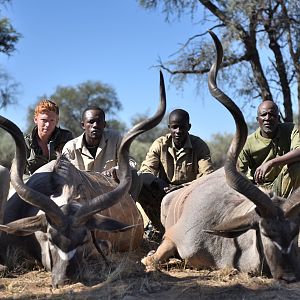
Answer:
[
  {"xmin": 138, "ymin": 173, "xmax": 167, "ymax": 205},
  {"xmin": 129, "ymin": 169, "xmax": 142, "ymax": 201},
  {"xmin": 274, "ymin": 162, "xmax": 300, "ymax": 197}
]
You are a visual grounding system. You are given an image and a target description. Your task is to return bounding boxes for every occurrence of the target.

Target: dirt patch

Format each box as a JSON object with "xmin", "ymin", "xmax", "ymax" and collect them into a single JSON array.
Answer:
[{"xmin": 1, "ymin": 241, "xmax": 300, "ymax": 299}]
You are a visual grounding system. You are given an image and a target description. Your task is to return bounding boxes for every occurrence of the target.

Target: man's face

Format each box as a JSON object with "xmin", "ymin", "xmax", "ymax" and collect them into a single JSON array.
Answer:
[
  {"xmin": 81, "ymin": 109, "xmax": 106, "ymax": 145},
  {"xmin": 168, "ymin": 114, "xmax": 191, "ymax": 149},
  {"xmin": 257, "ymin": 101, "xmax": 279, "ymax": 138},
  {"xmin": 34, "ymin": 111, "xmax": 58, "ymax": 140}
]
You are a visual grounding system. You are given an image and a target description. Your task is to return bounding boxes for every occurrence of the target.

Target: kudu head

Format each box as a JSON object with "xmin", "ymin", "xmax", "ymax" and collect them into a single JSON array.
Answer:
[
  {"xmin": 0, "ymin": 71, "xmax": 167, "ymax": 287},
  {"xmin": 206, "ymin": 30, "xmax": 300, "ymax": 282}
]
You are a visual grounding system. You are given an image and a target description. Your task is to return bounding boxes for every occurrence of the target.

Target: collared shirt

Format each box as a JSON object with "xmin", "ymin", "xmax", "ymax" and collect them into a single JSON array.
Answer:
[
  {"xmin": 62, "ymin": 129, "xmax": 122, "ymax": 172},
  {"xmin": 24, "ymin": 126, "xmax": 73, "ymax": 175},
  {"xmin": 139, "ymin": 133, "xmax": 214, "ymax": 185},
  {"xmin": 238, "ymin": 123, "xmax": 300, "ymax": 183}
]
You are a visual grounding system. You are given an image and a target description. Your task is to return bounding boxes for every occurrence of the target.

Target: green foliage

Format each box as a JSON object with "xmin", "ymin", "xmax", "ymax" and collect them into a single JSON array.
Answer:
[
  {"xmin": 0, "ymin": 129, "xmax": 14, "ymax": 168},
  {"xmin": 130, "ymin": 140, "xmax": 152, "ymax": 169},
  {"xmin": 0, "ymin": 17, "xmax": 21, "ymax": 55},
  {"xmin": 0, "ymin": 1, "xmax": 21, "ymax": 109},
  {"xmin": 129, "ymin": 112, "xmax": 169, "ymax": 166},
  {"xmin": 131, "ymin": 112, "xmax": 168, "ymax": 143},
  {"xmin": 207, "ymin": 132, "xmax": 233, "ymax": 170},
  {"xmin": 207, "ymin": 119, "xmax": 261, "ymax": 169},
  {"xmin": 247, "ymin": 119, "xmax": 258, "ymax": 135},
  {"xmin": 0, "ymin": 66, "xmax": 19, "ymax": 109},
  {"xmin": 26, "ymin": 81, "xmax": 123, "ymax": 136}
]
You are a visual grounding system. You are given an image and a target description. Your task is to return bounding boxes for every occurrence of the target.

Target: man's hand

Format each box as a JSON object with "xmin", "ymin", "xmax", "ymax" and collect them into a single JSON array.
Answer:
[
  {"xmin": 101, "ymin": 167, "xmax": 119, "ymax": 183},
  {"xmin": 164, "ymin": 184, "xmax": 184, "ymax": 194},
  {"xmin": 254, "ymin": 161, "xmax": 273, "ymax": 184}
]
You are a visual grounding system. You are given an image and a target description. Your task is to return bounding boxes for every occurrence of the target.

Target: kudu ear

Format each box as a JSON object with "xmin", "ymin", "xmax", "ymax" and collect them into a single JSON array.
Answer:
[
  {"xmin": 87, "ymin": 214, "xmax": 138, "ymax": 232},
  {"xmin": 204, "ymin": 210, "xmax": 258, "ymax": 238},
  {"xmin": 0, "ymin": 215, "xmax": 48, "ymax": 236}
]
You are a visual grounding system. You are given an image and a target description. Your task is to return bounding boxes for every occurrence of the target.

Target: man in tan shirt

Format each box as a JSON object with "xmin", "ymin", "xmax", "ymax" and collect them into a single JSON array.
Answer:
[
  {"xmin": 62, "ymin": 106, "xmax": 140, "ymax": 200},
  {"xmin": 139, "ymin": 109, "xmax": 214, "ymax": 232}
]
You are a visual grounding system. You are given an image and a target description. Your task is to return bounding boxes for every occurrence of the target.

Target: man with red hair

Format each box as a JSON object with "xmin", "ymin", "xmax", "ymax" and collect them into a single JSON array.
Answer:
[{"xmin": 24, "ymin": 99, "xmax": 73, "ymax": 175}]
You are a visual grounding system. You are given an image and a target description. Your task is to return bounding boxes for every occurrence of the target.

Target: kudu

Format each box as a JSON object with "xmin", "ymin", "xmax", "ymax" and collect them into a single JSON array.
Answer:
[
  {"xmin": 0, "ymin": 71, "xmax": 166, "ymax": 287},
  {"xmin": 142, "ymin": 33, "xmax": 300, "ymax": 282}
]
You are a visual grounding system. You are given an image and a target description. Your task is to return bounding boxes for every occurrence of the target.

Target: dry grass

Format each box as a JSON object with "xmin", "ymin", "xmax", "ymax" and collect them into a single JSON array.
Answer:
[{"xmin": 1, "ymin": 240, "xmax": 300, "ymax": 299}]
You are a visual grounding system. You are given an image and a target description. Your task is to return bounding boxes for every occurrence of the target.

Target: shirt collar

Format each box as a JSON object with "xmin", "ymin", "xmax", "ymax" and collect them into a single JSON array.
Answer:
[
  {"xmin": 76, "ymin": 131, "xmax": 110, "ymax": 150},
  {"xmin": 254, "ymin": 125, "xmax": 281, "ymax": 145},
  {"xmin": 170, "ymin": 133, "xmax": 192, "ymax": 150},
  {"xmin": 31, "ymin": 126, "xmax": 59, "ymax": 145}
]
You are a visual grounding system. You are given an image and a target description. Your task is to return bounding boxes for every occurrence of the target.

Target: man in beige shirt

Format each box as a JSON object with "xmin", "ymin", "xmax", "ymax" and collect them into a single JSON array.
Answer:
[
  {"xmin": 62, "ymin": 106, "xmax": 121, "ymax": 172},
  {"xmin": 139, "ymin": 109, "xmax": 214, "ymax": 232},
  {"xmin": 62, "ymin": 106, "xmax": 140, "ymax": 199}
]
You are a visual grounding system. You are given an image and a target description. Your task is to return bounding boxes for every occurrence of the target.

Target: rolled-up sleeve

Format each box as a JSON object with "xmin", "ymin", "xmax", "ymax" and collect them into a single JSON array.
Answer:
[
  {"xmin": 198, "ymin": 156, "xmax": 214, "ymax": 177},
  {"xmin": 139, "ymin": 139, "xmax": 161, "ymax": 176},
  {"xmin": 291, "ymin": 126, "xmax": 300, "ymax": 150}
]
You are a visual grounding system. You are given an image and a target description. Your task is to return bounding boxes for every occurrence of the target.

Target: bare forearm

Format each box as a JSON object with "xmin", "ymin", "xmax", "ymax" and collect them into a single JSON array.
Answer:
[
  {"xmin": 254, "ymin": 148, "xmax": 300, "ymax": 184},
  {"xmin": 268, "ymin": 149, "xmax": 300, "ymax": 168}
]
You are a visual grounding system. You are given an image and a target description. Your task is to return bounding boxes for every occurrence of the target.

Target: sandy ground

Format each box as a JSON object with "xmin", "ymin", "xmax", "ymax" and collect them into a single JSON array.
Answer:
[{"xmin": 1, "ymin": 239, "xmax": 300, "ymax": 300}]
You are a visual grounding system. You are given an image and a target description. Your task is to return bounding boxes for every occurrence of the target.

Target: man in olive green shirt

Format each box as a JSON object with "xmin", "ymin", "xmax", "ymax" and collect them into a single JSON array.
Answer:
[
  {"xmin": 138, "ymin": 109, "xmax": 214, "ymax": 232},
  {"xmin": 238, "ymin": 100, "xmax": 300, "ymax": 198}
]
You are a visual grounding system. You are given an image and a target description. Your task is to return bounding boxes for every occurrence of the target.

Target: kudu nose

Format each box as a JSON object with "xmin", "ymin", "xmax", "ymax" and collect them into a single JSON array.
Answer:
[{"xmin": 52, "ymin": 275, "xmax": 70, "ymax": 288}]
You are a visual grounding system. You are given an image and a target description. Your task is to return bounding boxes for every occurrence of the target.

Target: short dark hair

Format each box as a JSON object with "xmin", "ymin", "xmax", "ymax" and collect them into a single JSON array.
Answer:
[
  {"xmin": 169, "ymin": 109, "xmax": 190, "ymax": 123},
  {"xmin": 81, "ymin": 106, "xmax": 105, "ymax": 121}
]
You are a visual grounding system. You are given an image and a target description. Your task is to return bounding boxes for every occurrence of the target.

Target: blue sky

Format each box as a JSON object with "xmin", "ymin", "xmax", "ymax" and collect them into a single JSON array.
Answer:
[{"xmin": 0, "ymin": 0, "xmax": 238, "ymax": 141}]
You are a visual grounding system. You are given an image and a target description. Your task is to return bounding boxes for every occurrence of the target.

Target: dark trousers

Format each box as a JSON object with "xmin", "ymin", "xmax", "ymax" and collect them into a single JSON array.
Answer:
[
  {"xmin": 129, "ymin": 169, "xmax": 142, "ymax": 201},
  {"xmin": 137, "ymin": 173, "xmax": 168, "ymax": 233}
]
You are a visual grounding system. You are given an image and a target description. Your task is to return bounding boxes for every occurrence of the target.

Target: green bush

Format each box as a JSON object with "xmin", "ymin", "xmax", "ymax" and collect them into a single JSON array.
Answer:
[{"xmin": 0, "ymin": 130, "xmax": 15, "ymax": 169}]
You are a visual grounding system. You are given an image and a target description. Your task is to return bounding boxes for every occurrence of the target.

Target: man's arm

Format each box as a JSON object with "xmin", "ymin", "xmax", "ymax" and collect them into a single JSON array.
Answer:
[
  {"xmin": 254, "ymin": 126, "xmax": 300, "ymax": 184},
  {"xmin": 61, "ymin": 140, "xmax": 72, "ymax": 158},
  {"xmin": 195, "ymin": 139, "xmax": 214, "ymax": 177},
  {"xmin": 197, "ymin": 156, "xmax": 214, "ymax": 177},
  {"xmin": 139, "ymin": 139, "xmax": 161, "ymax": 176},
  {"xmin": 238, "ymin": 148, "xmax": 251, "ymax": 174},
  {"xmin": 254, "ymin": 148, "xmax": 300, "ymax": 184}
]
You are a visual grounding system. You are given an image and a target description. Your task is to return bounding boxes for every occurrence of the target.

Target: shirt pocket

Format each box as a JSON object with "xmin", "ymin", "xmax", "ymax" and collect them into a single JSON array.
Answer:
[{"xmin": 180, "ymin": 161, "xmax": 194, "ymax": 181}]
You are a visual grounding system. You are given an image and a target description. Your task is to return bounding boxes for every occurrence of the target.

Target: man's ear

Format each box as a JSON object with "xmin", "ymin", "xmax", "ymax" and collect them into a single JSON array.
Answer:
[
  {"xmin": 188, "ymin": 123, "xmax": 191, "ymax": 131},
  {"xmin": 33, "ymin": 116, "xmax": 38, "ymax": 125},
  {"xmin": 81, "ymin": 121, "xmax": 85, "ymax": 130},
  {"xmin": 104, "ymin": 121, "xmax": 107, "ymax": 128}
]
